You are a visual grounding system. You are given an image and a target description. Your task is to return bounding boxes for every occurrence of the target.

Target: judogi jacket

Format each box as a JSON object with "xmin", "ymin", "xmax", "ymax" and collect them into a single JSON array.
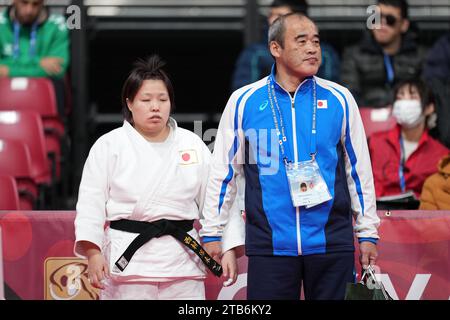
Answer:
[{"xmin": 74, "ymin": 118, "xmax": 244, "ymax": 281}]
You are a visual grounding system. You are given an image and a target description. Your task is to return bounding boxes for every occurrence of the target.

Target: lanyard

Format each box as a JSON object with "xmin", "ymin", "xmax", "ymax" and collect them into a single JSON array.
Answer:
[
  {"xmin": 267, "ymin": 76, "xmax": 317, "ymax": 165},
  {"xmin": 13, "ymin": 21, "xmax": 38, "ymax": 59},
  {"xmin": 383, "ymin": 54, "xmax": 394, "ymax": 84},
  {"xmin": 398, "ymin": 135, "xmax": 406, "ymax": 193}
]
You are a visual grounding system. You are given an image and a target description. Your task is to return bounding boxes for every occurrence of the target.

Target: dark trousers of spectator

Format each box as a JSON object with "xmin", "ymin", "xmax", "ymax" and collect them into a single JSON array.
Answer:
[{"xmin": 247, "ymin": 252, "xmax": 355, "ymax": 300}]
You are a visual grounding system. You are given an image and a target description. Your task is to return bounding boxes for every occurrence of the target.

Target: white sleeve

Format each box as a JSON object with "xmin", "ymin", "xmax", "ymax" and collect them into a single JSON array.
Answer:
[
  {"xmin": 221, "ymin": 199, "xmax": 245, "ymax": 253},
  {"xmin": 73, "ymin": 138, "xmax": 109, "ymax": 258},
  {"xmin": 198, "ymin": 137, "xmax": 245, "ymax": 251},
  {"xmin": 196, "ymin": 142, "xmax": 213, "ymax": 212},
  {"xmin": 200, "ymin": 91, "xmax": 244, "ymax": 239},
  {"xmin": 342, "ymin": 89, "xmax": 380, "ymax": 240}
]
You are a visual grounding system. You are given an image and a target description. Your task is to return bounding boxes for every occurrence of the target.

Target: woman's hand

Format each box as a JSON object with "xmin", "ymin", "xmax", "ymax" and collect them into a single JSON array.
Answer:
[
  {"xmin": 79, "ymin": 241, "xmax": 110, "ymax": 290},
  {"xmin": 221, "ymin": 249, "xmax": 238, "ymax": 287},
  {"xmin": 87, "ymin": 250, "xmax": 110, "ymax": 290}
]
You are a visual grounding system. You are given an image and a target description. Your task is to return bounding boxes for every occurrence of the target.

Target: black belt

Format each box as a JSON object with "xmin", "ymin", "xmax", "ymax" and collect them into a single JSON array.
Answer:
[{"xmin": 110, "ymin": 219, "xmax": 223, "ymax": 277}]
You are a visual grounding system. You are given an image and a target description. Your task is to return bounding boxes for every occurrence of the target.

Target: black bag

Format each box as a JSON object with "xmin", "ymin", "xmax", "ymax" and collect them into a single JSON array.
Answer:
[{"xmin": 345, "ymin": 266, "xmax": 393, "ymax": 300}]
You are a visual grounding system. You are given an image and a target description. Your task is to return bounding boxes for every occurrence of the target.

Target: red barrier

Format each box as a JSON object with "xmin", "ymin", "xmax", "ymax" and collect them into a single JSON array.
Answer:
[{"xmin": 1, "ymin": 210, "xmax": 449, "ymax": 300}]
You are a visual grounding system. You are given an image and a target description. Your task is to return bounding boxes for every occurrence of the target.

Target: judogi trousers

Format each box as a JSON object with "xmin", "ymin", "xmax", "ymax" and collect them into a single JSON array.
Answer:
[
  {"xmin": 100, "ymin": 278, "xmax": 205, "ymax": 300},
  {"xmin": 247, "ymin": 252, "xmax": 355, "ymax": 300}
]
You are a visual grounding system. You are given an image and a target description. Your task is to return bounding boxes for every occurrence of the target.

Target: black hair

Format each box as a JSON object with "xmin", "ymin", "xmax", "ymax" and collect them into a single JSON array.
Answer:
[
  {"xmin": 393, "ymin": 78, "xmax": 435, "ymax": 112},
  {"xmin": 377, "ymin": 0, "xmax": 409, "ymax": 19},
  {"xmin": 270, "ymin": 0, "xmax": 308, "ymax": 14},
  {"xmin": 121, "ymin": 55, "xmax": 175, "ymax": 124}
]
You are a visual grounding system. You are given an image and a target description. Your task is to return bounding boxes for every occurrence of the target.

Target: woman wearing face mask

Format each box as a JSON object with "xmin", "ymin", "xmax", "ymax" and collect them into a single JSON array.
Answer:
[{"xmin": 368, "ymin": 79, "xmax": 449, "ymax": 199}]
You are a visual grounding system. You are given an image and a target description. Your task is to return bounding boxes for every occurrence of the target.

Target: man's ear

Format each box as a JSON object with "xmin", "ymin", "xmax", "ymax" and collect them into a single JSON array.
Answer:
[
  {"xmin": 400, "ymin": 19, "xmax": 410, "ymax": 34},
  {"xmin": 269, "ymin": 41, "xmax": 282, "ymax": 58}
]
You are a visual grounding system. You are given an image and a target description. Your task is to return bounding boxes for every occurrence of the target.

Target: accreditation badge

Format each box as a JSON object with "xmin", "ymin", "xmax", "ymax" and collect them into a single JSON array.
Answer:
[{"xmin": 285, "ymin": 159, "xmax": 332, "ymax": 208}]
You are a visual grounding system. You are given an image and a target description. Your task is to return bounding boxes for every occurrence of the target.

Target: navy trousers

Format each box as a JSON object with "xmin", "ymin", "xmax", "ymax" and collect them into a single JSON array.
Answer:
[{"xmin": 247, "ymin": 252, "xmax": 355, "ymax": 300}]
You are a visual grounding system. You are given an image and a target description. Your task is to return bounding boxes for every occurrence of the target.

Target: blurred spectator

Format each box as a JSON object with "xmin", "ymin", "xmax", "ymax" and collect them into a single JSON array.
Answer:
[
  {"xmin": 231, "ymin": 0, "xmax": 340, "ymax": 91},
  {"xmin": 423, "ymin": 33, "xmax": 450, "ymax": 149},
  {"xmin": 341, "ymin": 0, "xmax": 426, "ymax": 108},
  {"xmin": 419, "ymin": 155, "xmax": 450, "ymax": 210},
  {"xmin": 423, "ymin": 32, "xmax": 450, "ymax": 83},
  {"xmin": 369, "ymin": 79, "xmax": 449, "ymax": 199},
  {"xmin": 0, "ymin": 0, "xmax": 70, "ymax": 115}
]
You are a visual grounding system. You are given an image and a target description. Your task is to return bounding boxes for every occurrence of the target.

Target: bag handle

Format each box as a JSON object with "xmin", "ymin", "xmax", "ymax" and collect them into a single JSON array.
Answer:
[{"xmin": 360, "ymin": 265, "xmax": 392, "ymax": 300}]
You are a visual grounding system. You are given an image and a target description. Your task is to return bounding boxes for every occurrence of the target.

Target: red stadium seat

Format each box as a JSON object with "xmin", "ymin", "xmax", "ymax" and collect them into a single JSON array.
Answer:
[
  {"xmin": 359, "ymin": 107, "xmax": 397, "ymax": 138},
  {"xmin": 0, "ymin": 111, "xmax": 52, "ymax": 185},
  {"xmin": 0, "ymin": 139, "xmax": 38, "ymax": 210},
  {"xmin": 0, "ymin": 77, "xmax": 58, "ymax": 116},
  {"xmin": 0, "ymin": 77, "xmax": 64, "ymax": 134},
  {"xmin": 0, "ymin": 77, "xmax": 65, "ymax": 178},
  {"xmin": 0, "ymin": 175, "xmax": 20, "ymax": 210}
]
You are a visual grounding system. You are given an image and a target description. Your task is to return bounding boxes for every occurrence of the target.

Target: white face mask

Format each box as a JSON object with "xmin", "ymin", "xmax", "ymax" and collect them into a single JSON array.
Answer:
[{"xmin": 392, "ymin": 99, "xmax": 425, "ymax": 129}]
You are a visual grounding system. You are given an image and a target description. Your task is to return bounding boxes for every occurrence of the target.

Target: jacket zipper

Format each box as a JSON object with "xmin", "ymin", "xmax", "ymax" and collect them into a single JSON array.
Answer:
[
  {"xmin": 290, "ymin": 95, "xmax": 302, "ymax": 255},
  {"xmin": 274, "ymin": 78, "xmax": 309, "ymax": 256}
]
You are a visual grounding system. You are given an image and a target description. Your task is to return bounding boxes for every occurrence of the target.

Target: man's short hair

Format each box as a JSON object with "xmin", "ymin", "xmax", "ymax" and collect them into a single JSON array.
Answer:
[
  {"xmin": 270, "ymin": 0, "xmax": 308, "ymax": 15},
  {"xmin": 377, "ymin": 0, "xmax": 409, "ymax": 19},
  {"xmin": 268, "ymin": 12, "xmax": 311, "ymax": 48}
]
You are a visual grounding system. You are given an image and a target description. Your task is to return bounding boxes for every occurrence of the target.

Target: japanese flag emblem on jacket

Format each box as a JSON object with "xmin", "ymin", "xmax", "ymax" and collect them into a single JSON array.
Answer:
[
  {"xmin": 179, "ymin": 149, "xmax": 198, "ymax": 165},
  {"xmin": 317, "ymin": 100, "xmax": 328, "ymax": 109}
]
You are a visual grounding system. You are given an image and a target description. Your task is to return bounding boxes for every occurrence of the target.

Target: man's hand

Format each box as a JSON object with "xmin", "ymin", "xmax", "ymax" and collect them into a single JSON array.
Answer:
[
  {"xmin": 359, "ymin": 241, "xmax": 378, "ymax": 270},
  {"xmin": 221, "ymin": 249, "xmax": 238, "ymax": 287},
  {"xmin": 40, "ymin": 57, "xmax": 63, "ymax": 75},
  {"xmin": 0, "ymin": 65, "xmax": 9, "ymax": 77},
  {"xmin": 203, "ymin": 241, "xmax": 222, "ymax": 263}
]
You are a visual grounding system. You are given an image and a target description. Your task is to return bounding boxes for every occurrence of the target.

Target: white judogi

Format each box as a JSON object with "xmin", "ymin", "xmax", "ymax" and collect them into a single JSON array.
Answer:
[
  {"xmin": 101, "ymin": 278, "xmax": 205, "ymax": 300},
  {"xmin": 74, "ymin": 119, "xmax": 244, "ymax": 285}
]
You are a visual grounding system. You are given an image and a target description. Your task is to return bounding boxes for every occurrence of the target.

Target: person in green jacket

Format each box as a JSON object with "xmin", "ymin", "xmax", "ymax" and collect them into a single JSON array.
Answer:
[{"xmin": 0, "ymin": 0, "xmax": 69, "ymax": 79}]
